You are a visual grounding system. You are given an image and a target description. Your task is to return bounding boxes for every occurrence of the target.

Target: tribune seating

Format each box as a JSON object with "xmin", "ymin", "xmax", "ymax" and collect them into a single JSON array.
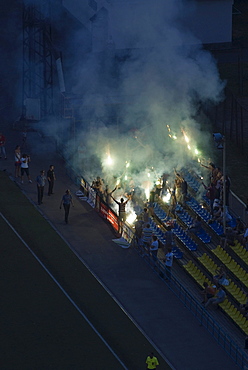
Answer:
[
  {"xmin": 198, "ymin": 253, "xmax": 247, "ymax": 305},
  {"xmin": 219, "ymin": 299, "xmax": 248, "ymax": 335},
  {"xmin": 183, "ymin": 260, "xmax": 211, "ymax": 286},
  {"xmin": 186, "ymin": 197, "xmax": 224, "ymax": 236},
  {"xmin": 149, "ymin": 217, "xmax": 183, "ymax": 259},
  {"xmin": 212, "ymin": 245, "xmax": 248, "ymax": 289},
  {"xmin": 184, "ymin": 259, "xmax": 248, "ymax": 335},
  {"xmin": 153, "ymin": 203, "xmax": 198, "ymax": 251},
  {"xmin": 175, "ymin": 204, "xmax": 211, "ymax": 243},
  {"xmin": 230, "ymin": 240, "xmax": 248, "ymax": 265},
  {"xmin": 183, "ymin": 260, "xmax": 248, "ymax": 334}
]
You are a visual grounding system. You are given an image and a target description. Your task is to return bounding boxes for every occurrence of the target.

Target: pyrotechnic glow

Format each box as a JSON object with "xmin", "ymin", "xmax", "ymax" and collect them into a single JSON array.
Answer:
[
  {"xmin": 195, "ymin": 149, "xmax": 199, "ymax": 155},
  {"xmin": 106, "ymin": 154, "xmax": 113, "ymax": 165},
  {"xmin": 145, "ymin": 187, "xmax": 150, "ymax": 199},
  {"xmin": 124, "ymin": 175, "xmax": 127, "ymax": 180},
  {"xmin": 126, "ymin": 211, "xmax": 137, "ymax": 225},
  {"xmin": 198, "ymin": 158, "xmax": 201, "ymax": 163},
  {"xmin": 187, "ymin": 145, "xmax": 191, "ymax": 150},
  {"xmin": 163, "ymin": 193, "xmax": 171, "ymax": 203},
  {"xmin": 147, "ymin": 172, "xmax": 150, "ymax": 178},
  {"xmin": 116, "ymin": 178, "xmax": 120, "ymax": 186},
  {"xmin": 126, "ymin": 161, "xmax": 130, "ymax": 168},
  {"xmin": 172, "ymin": 135, "xmax": 177, "ymax": 140}
]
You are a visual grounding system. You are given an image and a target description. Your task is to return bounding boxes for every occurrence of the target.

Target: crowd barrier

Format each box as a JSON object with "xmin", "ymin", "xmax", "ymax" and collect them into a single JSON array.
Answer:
[{"xmin": 63, "ymin": 156, "xmax": 248, "ymax": 369}]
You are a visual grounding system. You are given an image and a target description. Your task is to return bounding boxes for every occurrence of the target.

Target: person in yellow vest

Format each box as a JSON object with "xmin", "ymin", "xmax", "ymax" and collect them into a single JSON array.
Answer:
[{"xmin": 146, "ymin": 352, "xmax": 159, "ymax": 369}]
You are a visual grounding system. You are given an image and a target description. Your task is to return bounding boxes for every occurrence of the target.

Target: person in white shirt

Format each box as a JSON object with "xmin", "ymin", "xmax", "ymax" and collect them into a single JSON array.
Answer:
[{"xmin": 20, "ymin": 154, "xmax": 32, "ymax": 184}]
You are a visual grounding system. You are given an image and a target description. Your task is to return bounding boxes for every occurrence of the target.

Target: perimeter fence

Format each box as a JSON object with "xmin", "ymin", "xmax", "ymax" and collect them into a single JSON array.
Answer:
[{"xmin": 63, "ymin": 158, "xmax": 248, "ymax": 370}]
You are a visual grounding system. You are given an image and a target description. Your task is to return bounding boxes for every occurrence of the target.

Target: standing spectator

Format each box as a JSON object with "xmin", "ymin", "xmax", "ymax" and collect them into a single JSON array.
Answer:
[
  {"xmin": 104, "ymin": 185, "xmax": 116, "ymax": 207},
  {"xmin": 47, "ymin": 164, "xmax": 56, "ymax": 196},
  {"xmin": 202, "ymin": 182, "xmax": 217, "ymax": 215},
  {"xmin": 111, "ymin": 195, "xmax": 131, "ymax": 222},
  {"xmin": 14, "ymin": 145, "xmax": 21, "ymax": 178},
  {"xmin": 20, "ymin": 154, "xmax": 32, "ymax": 183},
  {"xmin": 134, "ymin": 216, "xmax": 143, "ymax": 242},
  {"xmin": 145, "ymin": 352, "xmax": 159, "ymax": 369},
  {"xmin": 174, "ymin": 172, "xmax": 182, "ymax": 204},
  {"xmin": 60, "ymin": 189, "xmax": 74, "ymax": 224},
  {"xmin": 164, "ymin": 247, "xmax": 173, "ymax": 280},
  {"xmin": 165, "ymin": 226, "xmax": 174, "ymax": 249},
  {"xmin": 92, "ymin": 176, "xmax": 104, "ymax": 195},
  {"xmin": 36, "ymin": 170, "xmax": 46, "ymax": 205},
  {"xmin": 180, "ymin": 176, "xmax": 188, "ymax": 206},
  {"xmin": 0, "ymin": 132, "xmax": 7, "ymax": 159},
  {"xmin": 142, "ymin": 207, "xmax": 149, "ymax": 226},
  {"xmin": 150, "ymin": 235, "xmax": 159, "ymax": 261},
  {"xmin": 169, "ymin": 190, "xmax": 177, "ymax": 217},
  {"xmin": 142, "ymin": 223, "xmax": 153, "ymax": 249}
]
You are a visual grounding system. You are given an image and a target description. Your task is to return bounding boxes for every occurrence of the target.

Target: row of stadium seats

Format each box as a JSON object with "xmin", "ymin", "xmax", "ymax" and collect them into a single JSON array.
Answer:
[
  {"xmin": 153, "ymin": 201, "xmax": 198, "ymax": 252},
  {"xmin": 212, "ymin": 245, "xmax": 248, "ymax": 288},
  {"xmin": 231, "ymin": 240, "xmax": 248, "ymax": 265},
  {"xmin": 186, "ymin": 197, "xmax": 224, "ymax": 236},
  {"xmin": 198, "ymin": 253, "xmax": 247, "ymax": 305},
  {"xmin": 180, "ymin": 169, "xmax": 201, "ymax": 193},
  {"xmin": 149, "ymin": 215, "xmax": 183, "ymax": 259},
  {"xmin": 219, "ymin": 299, "xmax": 248, "ymax": 335},
  {"xmin": 175, "ymin": 204, "xmax": 211, "ymax": 243},
  {"xmin": 183, "ymin": 260, "xmax": 248, "ymax": 335}
]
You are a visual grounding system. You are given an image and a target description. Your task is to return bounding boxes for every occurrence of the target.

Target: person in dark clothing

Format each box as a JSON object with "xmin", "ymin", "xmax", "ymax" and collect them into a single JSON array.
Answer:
[
  {"xmin": 202, "ymin": 182, "xmax": 217, "ymax": 215},
  {"xmin": 181, "ymin": 177, "xmax": 188, "ymax": 206},
  {"xmin": 60, "ymin": 189, "xmax": 74, "ymax": 224},
  {"xmin": 47, "ymin": 165, "xmax": 56, "ymax": 195},
  {"xmin": 36, "ymin": 170, "xmax": 46, "ymax": 205}
]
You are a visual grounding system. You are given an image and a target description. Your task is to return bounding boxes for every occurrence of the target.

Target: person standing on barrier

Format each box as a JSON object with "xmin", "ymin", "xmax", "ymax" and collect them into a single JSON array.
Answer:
[
  {"xmin": 146, "ymin": 352, "xmax": 159, "ymax": 369},
  {"xmin": 164, "ymin": 247, "xmax": 173, "ymax": 280},
  {"xmin": 111, "ymin": 194, "xmax": 131, "ymax": 222},
  {"xmin": 60, "ymin": 189, "xmax": 74, "ymax": 224}
]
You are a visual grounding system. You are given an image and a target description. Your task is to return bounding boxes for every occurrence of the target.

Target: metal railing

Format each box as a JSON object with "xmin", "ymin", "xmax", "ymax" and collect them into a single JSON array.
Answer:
[
  {"xmin": 58, "ymin": 144, "xmax": 248, "ymax": 369},
  {"xmin": 134, "ymin": 242, "xmax": 248, "ymax": 370}
]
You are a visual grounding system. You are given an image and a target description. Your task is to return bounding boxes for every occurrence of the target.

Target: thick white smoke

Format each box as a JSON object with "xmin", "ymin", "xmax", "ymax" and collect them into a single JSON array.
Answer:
[
  {"xmin": 38, "ymin": 0, "xmax": 226, "ymax": 201},
  {"xmin": 64, "ymin": 1, "xmax": 224, "ymax": 191}
]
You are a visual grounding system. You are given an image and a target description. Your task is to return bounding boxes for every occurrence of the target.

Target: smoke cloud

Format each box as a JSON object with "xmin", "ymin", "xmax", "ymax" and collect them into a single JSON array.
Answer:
[{"xmin": 39, "ymin": 0, "xmax": 225, "ymax": 202}]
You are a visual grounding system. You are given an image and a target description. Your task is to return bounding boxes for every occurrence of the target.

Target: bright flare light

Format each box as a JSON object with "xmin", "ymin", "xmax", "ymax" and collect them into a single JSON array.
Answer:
[
  {"xmin": 145, "ymin": 187, "xmax": 150, "ymax": 199},
  {"xmin": 126, "ymin": 161, "xmax": 130, "ymax": 168},
  {"xmin": 163, "ymin": 193, "xmax": 171, "ymax": 203},
  {"xmin": 195, "ymin": 149, "xmax": 199, "ymax": 155},
  {"xmin": 126, "ymin": 211, "xmax": 137, "ymax": 225},
  {"xmin": 106, "ymin": 154, "xmax": 113, "ymax": 165}
]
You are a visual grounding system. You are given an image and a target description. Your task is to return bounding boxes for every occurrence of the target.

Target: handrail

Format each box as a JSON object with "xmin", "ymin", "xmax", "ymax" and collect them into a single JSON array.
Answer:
[
  {"xmin": 59, "ymin": 149, "xmax": 248, "ymax": 369},
  {"xmin": 134, "ymin": 242, "xmax": 248, "ymax": 369}
]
